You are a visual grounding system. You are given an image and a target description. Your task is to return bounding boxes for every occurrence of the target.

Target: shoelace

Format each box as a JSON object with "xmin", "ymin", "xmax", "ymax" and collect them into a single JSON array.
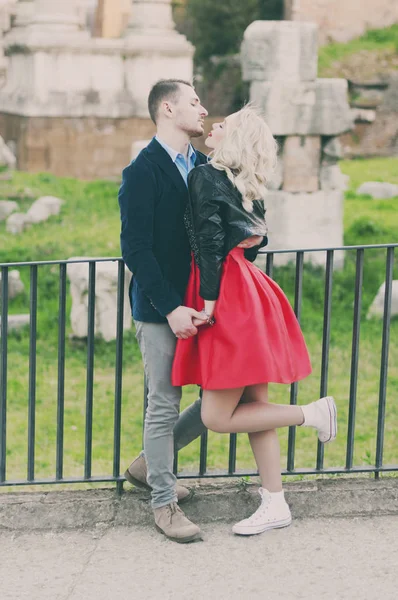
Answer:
[{"xmin": 166, "ymin": 502, "xmax": 181, "ymax": 521}]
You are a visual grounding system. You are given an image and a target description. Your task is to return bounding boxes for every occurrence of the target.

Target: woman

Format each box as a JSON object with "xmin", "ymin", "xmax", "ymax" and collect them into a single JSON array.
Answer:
[{"xmin": 172, "ymin": 106, "xmax": 337, "ymax": 536}]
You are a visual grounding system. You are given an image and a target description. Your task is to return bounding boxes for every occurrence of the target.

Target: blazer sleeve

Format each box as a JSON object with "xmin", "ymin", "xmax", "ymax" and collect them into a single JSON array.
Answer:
[
  {"xmin": 118, "ymin": 161, "xmax": 182, "ymax": 317},
  {"xmin": 188, "ymin": 168, "xmax": 225, "ymax": 300}
]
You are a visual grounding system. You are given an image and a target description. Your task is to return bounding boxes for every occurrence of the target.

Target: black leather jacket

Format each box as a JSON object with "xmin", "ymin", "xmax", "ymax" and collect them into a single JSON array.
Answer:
[{"xmin": 186, "ymin": 163, "xmax": 268, "ymax": 300}]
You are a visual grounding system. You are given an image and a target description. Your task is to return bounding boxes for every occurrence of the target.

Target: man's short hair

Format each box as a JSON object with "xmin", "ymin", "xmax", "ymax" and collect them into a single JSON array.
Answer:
[{"xmin": 148, "ymin": 79, "xmax": 193, "ymax": 124}]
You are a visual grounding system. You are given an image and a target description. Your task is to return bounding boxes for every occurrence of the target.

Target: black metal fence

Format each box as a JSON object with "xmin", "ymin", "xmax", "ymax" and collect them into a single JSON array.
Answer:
[{"xmin": 0, "ymin": 243, "xmax": 396, "ymax": 492}]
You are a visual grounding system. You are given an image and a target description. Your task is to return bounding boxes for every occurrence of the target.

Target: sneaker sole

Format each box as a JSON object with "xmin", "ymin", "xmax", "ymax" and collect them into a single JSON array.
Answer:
[
  {"xmin": 155, "ymin": 524, "xmax": 202, "ymax": 544},
  {"xmin": 232, "ymin": 516, "xmax": 292, "ymax": 536},
  {"xmin": 124, "ymin": 469, "xmax": 194, "ymax": 505},
  {"xmin": 319, "ymin": 396, "xmax": 337, "ymax": 444}
]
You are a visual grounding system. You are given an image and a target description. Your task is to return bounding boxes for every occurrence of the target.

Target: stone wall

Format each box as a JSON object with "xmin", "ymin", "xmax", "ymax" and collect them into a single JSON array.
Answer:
[
  {"xmin": 0, "ymin": 114, "xmax": 155, "ymax": 179},
  {"xmin": 0, "ymin": 113, "xmax": 218, "ymax": 178},
  {"xmin": 285, "ymin": 0, "xmax": 398, "ymax": 44}
]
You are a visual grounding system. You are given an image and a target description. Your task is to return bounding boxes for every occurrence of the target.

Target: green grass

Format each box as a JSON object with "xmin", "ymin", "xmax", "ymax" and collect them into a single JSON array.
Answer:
[
  {"xmin": 318, "ymin": 25, "xmax": 398, "ymax": 79},
  {"xmin": 0, "ymin": 158, "xmax": 398, "ymax": 492},
  {"xmin": 341, "ymin": 158, "xmax": 398, "ymax": 244}
]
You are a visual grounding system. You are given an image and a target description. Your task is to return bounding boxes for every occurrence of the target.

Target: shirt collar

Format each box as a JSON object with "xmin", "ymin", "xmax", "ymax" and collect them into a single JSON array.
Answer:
[{"xmin": 155, "ymin": 135, "xmax": 196, "ymax": 164}]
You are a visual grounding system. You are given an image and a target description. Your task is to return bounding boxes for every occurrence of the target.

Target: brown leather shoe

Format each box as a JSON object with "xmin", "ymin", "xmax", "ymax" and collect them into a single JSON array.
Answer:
[
  {"xmin": 124, "ymin": 454, "xmax": 194, "ymax": 504},
  {"xmin": 154, "ymin": 502, "xmax": 201, "ymax": 543}
]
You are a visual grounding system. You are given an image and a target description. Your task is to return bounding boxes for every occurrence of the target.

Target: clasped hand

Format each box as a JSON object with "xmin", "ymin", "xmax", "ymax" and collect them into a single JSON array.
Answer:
[
  {"xmin": 167, "ymin": 306, "xmax": 207, "ymax": 339},
  {"xmin": 167, "ymin": 236, "xmax": 263, "ymax": 338}
]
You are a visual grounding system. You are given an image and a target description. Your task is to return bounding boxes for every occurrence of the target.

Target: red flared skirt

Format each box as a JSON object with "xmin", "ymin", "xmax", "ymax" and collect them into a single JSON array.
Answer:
[{"xmin": 171, "ymin": 248, "xmax": 312, "ymax": 390}]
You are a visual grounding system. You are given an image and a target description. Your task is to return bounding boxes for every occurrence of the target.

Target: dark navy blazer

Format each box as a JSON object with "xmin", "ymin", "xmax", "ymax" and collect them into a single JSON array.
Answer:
[{"xmin": 118, "ymin": 138, "xmax": 208, "ymax": 323}]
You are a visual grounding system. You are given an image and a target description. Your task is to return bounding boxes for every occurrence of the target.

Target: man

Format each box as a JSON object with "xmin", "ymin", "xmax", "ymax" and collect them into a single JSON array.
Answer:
[{"xmin": 118, "ymin": 79, "xmax": 263, "ymax": 543}]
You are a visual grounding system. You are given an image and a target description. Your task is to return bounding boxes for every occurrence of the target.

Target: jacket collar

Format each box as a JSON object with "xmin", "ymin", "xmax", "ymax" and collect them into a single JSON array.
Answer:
[
  {"xmin": 146, "ymin": 138, "xmax": 187, "ymax": 197},
  {"xmin": 146, "ymin": 138, "xmax": 207, "ymax": 196}
]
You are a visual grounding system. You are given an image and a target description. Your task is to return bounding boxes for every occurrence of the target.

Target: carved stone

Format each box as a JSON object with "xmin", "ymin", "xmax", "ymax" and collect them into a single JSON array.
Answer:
[
  {"xmin": 67, "ymin": 259, "xmax": 132, "ymax": 342},
  {"xmin": 241, "ymin": 20, "xmax": 318, "ymax": 82},
  {"xmin": 282, "ymin": 136, "xmax": 321, "ymax": 193},
  {"xmin": 250, "ymin": 79, "xmax": 353, "ymax": 136}
]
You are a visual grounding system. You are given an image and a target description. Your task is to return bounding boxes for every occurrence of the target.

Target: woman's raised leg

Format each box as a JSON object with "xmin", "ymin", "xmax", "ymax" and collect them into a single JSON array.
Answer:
[
  {"xmin": 201, "ymin": 383, "xmax": 303, "ymax": 434},
  {"xmin": 201, "ymin": 385, "xmax": 337, "ymax": 442}
]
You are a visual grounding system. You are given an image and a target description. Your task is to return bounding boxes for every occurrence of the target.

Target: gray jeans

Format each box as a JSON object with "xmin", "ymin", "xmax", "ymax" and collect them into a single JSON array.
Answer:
[{"xmin": 135, "ymin": 321, "xmax": 206, "ymax": 509}]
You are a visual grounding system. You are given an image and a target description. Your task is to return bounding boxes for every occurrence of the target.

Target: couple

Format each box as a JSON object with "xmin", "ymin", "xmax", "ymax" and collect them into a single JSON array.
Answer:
[{"xmin": 118, "ymin": 79, "xmax": 337, "ymax": 543}]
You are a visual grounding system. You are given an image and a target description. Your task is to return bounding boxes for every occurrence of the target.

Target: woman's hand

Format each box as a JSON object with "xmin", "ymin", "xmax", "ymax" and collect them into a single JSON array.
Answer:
[{"xmin": 193, "ymin": 300, "xmax": 216, "ymax": 327}]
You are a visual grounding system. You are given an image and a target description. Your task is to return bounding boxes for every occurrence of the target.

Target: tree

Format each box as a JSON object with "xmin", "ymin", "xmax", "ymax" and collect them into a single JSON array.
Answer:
[
  {"xmin": 258, "ymin": 0, "xmax": 284, "ymax": 20},
  {"xmin": 185, "ymin": 0, "xmax": 261, "ymax": 65}
]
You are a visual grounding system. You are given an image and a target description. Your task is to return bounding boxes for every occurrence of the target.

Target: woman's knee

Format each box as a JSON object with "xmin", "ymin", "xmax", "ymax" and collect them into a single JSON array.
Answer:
[{"xmin": 201, "ymin": 406, "xmax": 228, "ymax": 433}]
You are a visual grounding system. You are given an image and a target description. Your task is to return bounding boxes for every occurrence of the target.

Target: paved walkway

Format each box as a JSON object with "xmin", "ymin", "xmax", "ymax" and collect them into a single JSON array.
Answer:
[{"xmin": 1, "ymin": 516, "xmax": 396, "ymax": 600}]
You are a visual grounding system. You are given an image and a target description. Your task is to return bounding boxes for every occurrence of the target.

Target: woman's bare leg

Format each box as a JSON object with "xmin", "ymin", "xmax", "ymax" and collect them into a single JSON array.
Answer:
[
  {"xmin": 241, "ymin": 386, "xmax": 283, "ymax": 493},
  {"xmin": 201, "ymin": 383, "xmax": 304, "ymax": 434}
]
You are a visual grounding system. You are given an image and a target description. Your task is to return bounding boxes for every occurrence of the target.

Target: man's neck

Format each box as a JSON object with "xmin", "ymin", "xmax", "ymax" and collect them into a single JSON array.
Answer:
[{"xmin": 156, "ymin": 126, "xmax": 191, "ymax": 159}]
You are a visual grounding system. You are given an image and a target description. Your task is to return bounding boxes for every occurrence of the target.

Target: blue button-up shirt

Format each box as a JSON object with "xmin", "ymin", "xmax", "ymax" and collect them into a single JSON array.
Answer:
[{"xmin": 155, "ymin": 136, "xmax": 196, "ymax": 186}]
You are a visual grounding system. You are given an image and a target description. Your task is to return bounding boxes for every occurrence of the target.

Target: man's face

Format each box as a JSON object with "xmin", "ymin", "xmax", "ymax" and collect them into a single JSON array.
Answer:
[{"xmin": 170, "ymin": 85, "xmax": 208, "ymax": 137}]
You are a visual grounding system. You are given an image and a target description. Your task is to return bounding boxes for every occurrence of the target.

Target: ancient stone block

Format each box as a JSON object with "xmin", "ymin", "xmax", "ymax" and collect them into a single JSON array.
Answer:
[
  {"xmin": 0, "ymin": 314, "xmax": 30, "ymax": 335},
  {"xmin": 241, "ymin": 21, "xmax": 318, "ymax": 82},
  {"xmin": 0, "ymin": 200, "xmax": 19, "ymax": 222},
  {"xmin": 0, "ymin": 269, "xmax": 25, "ymax": 300},
  {"xmin": 322, "ymin": 137, "xmax": 344, "ymax": 161},
  {"xmin": 320, "ymin": 164, "xmax": 349, "ymax": 191},
  {"xmin": 250, "ymin": 79, "xmax": 354, "ymax": 136},
  {"xmin": 260, "ymin": 190, "xmax": 345, "ymax": 269},
  {"xmin": 368, "ymin": 281, "xmax": 398, "ymax": 319},
  {"xmin": 357, "ymin": 182, "xmax": 398, "ymax": 199},
  {"xmin": 26, "ymin": 196, "xmax": 64, "ymax": 224},
  {"xmin": 282, "ymin": 136, "xmax": 321, "ymax": 193},
  {"xmin": 0, "ymin": 135, "xmax": 16, "ymax": 168},
  {"xmin": 67, "ymin": 259, "xmax": 132, "ymax": 342},
  {"xmin": 6, "ymin": 212, "xmax": 28, "ymax": 234},
  {"xmin": 268, "ymin": 159, "xmax": 284, "ymax": 191}
]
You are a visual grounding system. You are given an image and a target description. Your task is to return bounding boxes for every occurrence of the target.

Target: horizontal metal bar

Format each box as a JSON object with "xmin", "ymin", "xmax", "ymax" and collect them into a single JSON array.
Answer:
[
  {"xmin": 0, "ymin": 476, "xmax": 126, "ymax": 487},
  {"xmin": 1, "ymin": 244, "xmax": 398, "ymax": 268},
  {"xmin": 177, "ymin": 465, "xmax": 398, "ymax": 479},
  {"xmin": 0, "ymin": 257, "xmax": 123, "ymax": 268},
  {"xmin": 2, "ymin": 464, "xmax": 398, "ymax": 487},
  {"xmin": 258, "ymin": 243, "xmax": 398, "ymax": 255}
]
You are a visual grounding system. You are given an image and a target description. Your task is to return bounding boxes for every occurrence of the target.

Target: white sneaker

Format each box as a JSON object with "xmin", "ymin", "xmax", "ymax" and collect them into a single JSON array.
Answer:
[
  {"xmin": 232, "ymin": 488, "xmax": 292, "ymax": 536},
  {"xmin": 301, "ymin": 396, "xmax": 337, "ymax": 443}
]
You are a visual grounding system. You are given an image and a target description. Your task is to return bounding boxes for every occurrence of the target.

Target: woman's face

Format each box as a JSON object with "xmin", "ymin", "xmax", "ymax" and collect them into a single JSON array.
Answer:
[{"xmin": 204, "ymin": 118, "xmax": 227, "ymax": 149}]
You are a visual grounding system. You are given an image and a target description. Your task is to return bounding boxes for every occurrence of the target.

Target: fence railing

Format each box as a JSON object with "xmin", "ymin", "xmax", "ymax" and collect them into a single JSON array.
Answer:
[{"xmin": 0, "ymin": 243, "xmax": 397, "ymax": 492}]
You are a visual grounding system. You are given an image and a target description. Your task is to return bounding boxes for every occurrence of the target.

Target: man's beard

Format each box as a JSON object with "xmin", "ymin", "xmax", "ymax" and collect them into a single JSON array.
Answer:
[
  {"xmin": 186, "ymin": 128, "xmax": 204, "ymax": 139},
  {"xmin": 178, "ymin": 119, "xmax": 204, "ymax": 138}
]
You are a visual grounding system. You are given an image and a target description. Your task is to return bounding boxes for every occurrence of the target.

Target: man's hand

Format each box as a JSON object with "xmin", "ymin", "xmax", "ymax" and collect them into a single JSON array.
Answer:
[
  {"xmin": 237, "ymin": 235, "xmax": 263, "ymax": 249},
  {"xmin": 166, "ymin": 306, "xmax": 208, "ymax": 339}
]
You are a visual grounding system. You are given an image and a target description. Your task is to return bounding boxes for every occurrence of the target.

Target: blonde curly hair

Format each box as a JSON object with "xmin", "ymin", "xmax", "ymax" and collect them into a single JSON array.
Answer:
[{"xmin": 210, "ymin": 105, "xmax": 277, "ymax": 212}]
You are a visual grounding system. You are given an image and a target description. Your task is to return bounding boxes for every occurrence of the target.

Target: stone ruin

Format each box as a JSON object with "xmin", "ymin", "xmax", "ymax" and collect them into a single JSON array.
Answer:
[
  {"xmin": 67, "ymin": 259, "xmax": 132, "ymax": 342},
  {"xmin": 241, "ymin": 21, "xmax": 353, "ymax": 267},
  {"xmin": 0, "ymin": 0, "xmax": 193, "ymax": 178}
]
